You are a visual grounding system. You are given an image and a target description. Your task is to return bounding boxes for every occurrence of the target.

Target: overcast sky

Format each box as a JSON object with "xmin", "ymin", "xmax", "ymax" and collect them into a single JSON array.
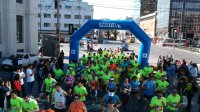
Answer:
[{"xmin": 83, "ymin": 0, "xmax": 138, "ymax": 19}]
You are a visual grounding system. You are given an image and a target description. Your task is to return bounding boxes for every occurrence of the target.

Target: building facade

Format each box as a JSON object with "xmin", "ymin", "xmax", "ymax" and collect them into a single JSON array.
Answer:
[
  {"xmin": 140, "ymin": 12, "xmax": 156, "ymax": 39},
  {"xmin": 38, "ymin": 0, "xmax": 93, "ymax": 37},
  {"xmin": 0, "ymin": 0, "xmax": 38, "ymax": 58},
  {"xmin": 156, "ymin": 0, "xmax": 200, "ymax": 39},
  {"xmin": 140, "ymin": 0, "xmax": 157, "ymax": 16}
]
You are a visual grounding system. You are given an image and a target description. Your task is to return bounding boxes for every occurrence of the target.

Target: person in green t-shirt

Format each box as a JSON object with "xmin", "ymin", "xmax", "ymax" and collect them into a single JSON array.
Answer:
[
  {"xmin": 10, "ymin": 91, "xmax": 23, "ymax": 112},
  {"xmin": 81, "ymin": 54, "xmax": 88, "ymax": 65},
  {"xmin": 154, "ymin": 68, "xmax": 167, "ymax": 80},
  {"xmin": 150, "ymin": 91, "xmax": 166, "ymax": 112},
  {"xmin": 74, "ymin": 81, "xmax": 88, "ymax": 102},
  {"xmin": 66, "ymin": 67, "xmax": 76, "ymax": 76},
  {"xmin": 68, "ymin": 60, "xmax": 76, "ymax": 69},
  {"xmin": 156, "ymin": 76, "xmax": 169, "ymax": 93},
  {"xmin": 166, "ymin": 90, "xmax": 181, "ymax": 111},
  {"xmin": 22, "ymin": 95, "xmax": 39, "ymax": 112},
  {"xmin": 54, "ymin": 65, "xmax": 64, "ymax": 82},
  {"xmin": 102, "ymin": 71, "xmax": 111, "ymax": 85},
  {"xmin": 44, "ymin": 73, "xmax": 57, "ymax": 103}
]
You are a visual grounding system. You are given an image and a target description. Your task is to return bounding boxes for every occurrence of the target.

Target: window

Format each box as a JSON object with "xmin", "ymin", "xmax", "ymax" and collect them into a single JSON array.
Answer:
[
  {"xmin": 0, "ymin": 51, "xmax": 2, "ymax": 58},
  {"xmin": 54, "ymin": 14, "xmax": 61, "ymax": 18},
  {"xmin": 65, "ymin": 5, "xmax": 72, "ymax": 9},
  {"xmin": 75, "ymin": 6, "xmax": 81, "ymax": 10},
  {"xmin": 44, "ymin": 23, "xmax": 51, "ymax": 27},
  {"xmin": 38, "ymin": 13, "xmax": 41, "ymax": 17},
  {"xmin": 64, "ymin": 24, "xmax": 68, "ymax": 28},
  {"xmin": 84, "ymin": 15, "xmax": 91, "ymax": 19},
  {"xmin": 64, "ymin": 15, "xmax": 71, "ymax": 19},
  {"xmin": 44, "ymin": 13, "xmax": 51, "ymax": 18},
  {"xmin": 16, "ymin": 15, "xmax": 23, "ymax": 43},
  {"xmin": 16, "ymin": 0, "xmax": 23, "ymax": 4},
  {"xmin": 24, "ymin": 54, "xmax": 29, "ymax": 59},
  {"xmin": 74, "ymin": 15, "xmax": 81, "ymax": 19},
  {"xmin": 17, "ymin": 49, "xmax": 24, "ymax": 52}
]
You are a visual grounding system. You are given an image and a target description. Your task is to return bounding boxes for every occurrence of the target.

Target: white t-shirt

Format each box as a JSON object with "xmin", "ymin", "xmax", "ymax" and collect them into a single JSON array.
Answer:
[
  {"xmin": 26, "ymin": 68, "xmax": 35, "ymax": 82},
  {"xmin": 19, "ymin": 71, "xmax": 25, "ymax": 85}
]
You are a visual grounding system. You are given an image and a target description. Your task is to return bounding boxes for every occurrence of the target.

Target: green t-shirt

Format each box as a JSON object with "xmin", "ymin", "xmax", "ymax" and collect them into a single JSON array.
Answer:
[
  {"xmin": 100, "ymin": 65, "xmax": 108, "ymax": 71},
  {"xmin": 144, "ymin": 67, "xmax": 153, "ymax": 76},
  {"xmin": 68, "ymin": 63, "xmax": 76, "ymax": 68},
  {"xmin": 54, "ymin": 69, "xmax": 64, "ymax": 79},
  {"xmin": 150, "ymin": 96, "xmax": 166, "ymax": 112},
  {"xmin": 81, "ymin": 57, "xmax": 88, "ymax": 64},
  {"xmin": 44, "ymin": 78, "xmax": 57, "ymax": 92},
  {"xmin": 74, "ymin": 86, "xmax": 88, "ymax": 102},
  {"xmin": 112, "ymin": 73, "xmax": 120, "ymax": 84},
  {"xmin": 167, "ymin": 94, "xmax": 181, "ymax": 110},
  {"xmin": 87, "ymin": 74, "xmax": 93, "ymax": 82},
  {"xmin": 156, "ymin": 80, "xmax": 169, "ymax": 91},
  {"xmin": 154, "ymin": 71, "xmax": 167, "ymax": 79},
  {"xmin": 96, "ymin": 70, "xmax": 105, "ymax": 79},
  {"xmin": 91, "ymin": 65, "xmax": 99, "ymax": 71},
  {"xmin": 22, "ymin": 99, "xmax": 39, "ymax": 111},
  {"xmin": 66, "ymin": 69, "xmax": 76, "ymax": 76},
  {"xmin": 102, "ymin": 74, "xmax": 111, "ymax": 84},
  {"xmin": 108, "ymin": 71, "xmax": 114, "ymax": 77},
  {"xmin": 10, "ymin": 97, "xmax": 23, "ymax": 112}
]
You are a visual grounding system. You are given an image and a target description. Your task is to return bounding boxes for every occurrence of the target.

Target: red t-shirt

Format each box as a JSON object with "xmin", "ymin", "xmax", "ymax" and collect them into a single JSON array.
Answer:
[
  {"xmin": 13, "ymin": 80, "xmax": 21, "ymax": 91},
  {"xmin": 90, "ymin": 80, "xmax": 98, "ymax": 90}
]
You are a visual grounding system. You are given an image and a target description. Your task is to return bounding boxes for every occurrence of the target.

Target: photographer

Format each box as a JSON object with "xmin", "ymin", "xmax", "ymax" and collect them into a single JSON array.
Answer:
[{"xmin": 0, "ymin": 80, "xmax": 11, "ymax": 111}]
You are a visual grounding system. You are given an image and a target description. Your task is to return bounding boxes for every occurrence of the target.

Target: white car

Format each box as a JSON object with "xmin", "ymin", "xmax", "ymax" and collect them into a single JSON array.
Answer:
[{"xmin": 1, "ymin": 52, "xmax": 39, "ymax": 69}]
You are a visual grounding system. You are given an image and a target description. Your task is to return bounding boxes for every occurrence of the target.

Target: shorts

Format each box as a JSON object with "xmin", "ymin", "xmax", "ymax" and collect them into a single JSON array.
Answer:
[
  {"xmin": 143, "ymin": 94, "xmax": 154, "ymax": 101},
  {"xmin": 46, "ymin": 92, "xmax": 51, "ymax": 96}
]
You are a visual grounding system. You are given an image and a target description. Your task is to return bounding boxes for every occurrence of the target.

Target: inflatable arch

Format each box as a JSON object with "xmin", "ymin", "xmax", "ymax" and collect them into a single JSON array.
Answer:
[{"xmin": 69, "ymin": 20, "xmax": 151, "ymax": 67}]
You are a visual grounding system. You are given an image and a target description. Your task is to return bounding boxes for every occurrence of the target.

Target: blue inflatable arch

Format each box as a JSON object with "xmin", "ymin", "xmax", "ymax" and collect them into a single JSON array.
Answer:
[{"xmin": 69, "ymin": 20, "xmax": 151, "ymax": 67}]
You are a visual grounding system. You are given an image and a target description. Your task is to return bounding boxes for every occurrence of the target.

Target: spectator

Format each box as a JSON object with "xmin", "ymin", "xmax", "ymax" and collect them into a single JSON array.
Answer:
[
  {"xmin": 26, "ymin": 64, "xmax": 35, "ymax": 96},
  {"xmin": 13, "ymin": 74, "xmax": 22, "ymax": 96},
  {"xmin": 12, "ymin": 55, "xmax": 18, "ymax": 71},
  {"xmin": 188, "ymin": 60, "xmax": 198, "ymax": 78},
  {"xmin": 18, "ymin": 67, "xmax": 26, "ymax": 97},
  {"xmin": 166, "ymin": 62, "xmax": 177, "ymax": 87},
  {"xmin": 0, "ymin": 80, "xmax": 11, "ymax": 111}
]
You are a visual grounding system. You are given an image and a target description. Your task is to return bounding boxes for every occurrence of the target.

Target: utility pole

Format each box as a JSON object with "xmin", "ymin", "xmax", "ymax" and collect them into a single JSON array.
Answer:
[
  {"xmin": 39, "ymin": 0, "xmax": 42, "ymax": 40},
  {"xmin": 56, "ymin": 0, "xmax": 60, "ymax": 56}
]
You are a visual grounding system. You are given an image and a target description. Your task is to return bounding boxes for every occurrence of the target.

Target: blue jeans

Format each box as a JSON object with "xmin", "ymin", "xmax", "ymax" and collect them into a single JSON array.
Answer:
[
  {"xmin": 27, "ymin": 81, "xmax": 34, "ymax": 95},
  {"xmin": 37, "ymin": 80, "xmax": 43, "ymax": 94}
]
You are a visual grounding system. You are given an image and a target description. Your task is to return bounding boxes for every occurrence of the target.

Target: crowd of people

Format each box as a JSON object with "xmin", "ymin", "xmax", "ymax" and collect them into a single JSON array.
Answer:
[{"xmin": 0, "ymin": 47, "xmax": 199, "ymax": 112}]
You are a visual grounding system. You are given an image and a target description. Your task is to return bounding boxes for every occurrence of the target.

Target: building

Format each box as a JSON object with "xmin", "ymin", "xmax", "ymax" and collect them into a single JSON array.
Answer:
[
  {"xmin": 38, "ymin": 0, "xmax": 93, "ymax": 38},
  {"xmin": 140, "ymin": 12, "xmax": 156, "ymax": 39},
  {"xmin": 133, "ymin": 0, "xmax": 141, "ymax": 24},
  {"xmin": 140, "ymin": 0, "xmax": 157, "ymax": 16},
  {"xmin": 156, "ymin": 0, "xmax": 200, "ymax": 40},
  {"xmin": 0, "ymin": 0, "xmax": 38, "ymax": 58}
]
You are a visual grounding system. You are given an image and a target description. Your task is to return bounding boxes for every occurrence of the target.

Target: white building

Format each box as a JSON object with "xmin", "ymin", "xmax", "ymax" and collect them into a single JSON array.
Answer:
[
  {"xmin": 38, "ymin": 0, "xmax": 93, "ymax": 36},
  {"xmin": 0, "ymin": 0, "xmax": 38, "ymax": 58}
]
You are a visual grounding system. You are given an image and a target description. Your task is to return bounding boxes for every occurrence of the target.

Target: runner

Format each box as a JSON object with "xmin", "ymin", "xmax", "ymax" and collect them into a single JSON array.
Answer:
[
  {"xmin": 52, "ymin": 83, "xmax": 67, "ymax": 112},
  {"xmin": 10, "ymin": 91, "xmax": 23, "ymax": 112},
  {"xmin": 89, "ymin": 75, "xmax": 99, "ymax": 105},
  {"xmin": 149, "ymin": 90, "xmax": 166, "ymax": 112},
  {"xmin": 102, "ymin": 98, "xmax": 120, "ymax": 112},
  {"xmin": 64, "ymin": 73, "xmax": 74, "ymax": 91},
  {"xmin": 22, "ymin": 94, "xmax": 39, "ymax": 112},
  {"xmin": 121, "ymin": 78, "xmax": 131, "ymax": 112},
  {"xmin": 73, "ymin": 81, "xmax": 88, "ymax": 102},
  {"xmin": 44, "ymin": 73, "xmax": 57, "ymax": 103},
  {"xmin": 166, "ymin": 89, "xmax": 181, "ymax": 112},
  {"xmin": 69, "ymin": 94, "xmax": 87, "ymax": 112}
]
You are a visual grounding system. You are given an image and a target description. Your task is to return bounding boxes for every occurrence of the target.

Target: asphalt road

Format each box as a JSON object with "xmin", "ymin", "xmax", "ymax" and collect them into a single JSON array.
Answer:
[{"xmin": 0, "ymin": 41, "xmax": 200, "ymax": 112}]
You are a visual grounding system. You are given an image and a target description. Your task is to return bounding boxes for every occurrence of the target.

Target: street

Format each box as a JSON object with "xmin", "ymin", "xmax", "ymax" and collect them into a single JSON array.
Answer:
[{"xmin": 0, "ymin": 41, "xmax": 200, "ymax": 112}]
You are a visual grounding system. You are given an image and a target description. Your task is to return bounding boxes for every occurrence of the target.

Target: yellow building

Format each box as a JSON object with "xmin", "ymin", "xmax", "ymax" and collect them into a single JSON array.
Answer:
[{"xmin": 140, "ymin": 12, "xmax": 156, "ymax": 40}]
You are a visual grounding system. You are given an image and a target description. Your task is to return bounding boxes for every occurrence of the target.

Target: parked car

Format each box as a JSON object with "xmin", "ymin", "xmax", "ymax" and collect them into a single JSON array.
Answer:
[
  {"xmin": 1, "ymin": 52, "xmax": 39, "ymax": 69},
  {"xmin": 120, "ymin": 44, "xmax": 129, "ymax": 51}
]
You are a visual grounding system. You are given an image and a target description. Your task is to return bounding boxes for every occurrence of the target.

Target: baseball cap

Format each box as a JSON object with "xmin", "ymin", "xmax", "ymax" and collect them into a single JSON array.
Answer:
[
  {"xmin": 69, "ymin": 67, "xmax": 73, "ymax": 70},
  {"xmin": 110, "ymin": 77, "xmax": 114, "ymax": 81}
]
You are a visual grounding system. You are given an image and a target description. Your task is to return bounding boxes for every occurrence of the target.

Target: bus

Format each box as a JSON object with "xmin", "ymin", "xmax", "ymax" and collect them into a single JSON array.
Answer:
[{"xmin": 162, "ymin": 38, "xmax": 187, "ymax": 47}]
